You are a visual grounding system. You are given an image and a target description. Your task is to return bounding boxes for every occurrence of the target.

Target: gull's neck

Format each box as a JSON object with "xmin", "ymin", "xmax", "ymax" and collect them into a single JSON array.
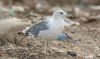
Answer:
[{"xmin": 52, "ymin": 16, "xmax": 63, "ymax": 20}]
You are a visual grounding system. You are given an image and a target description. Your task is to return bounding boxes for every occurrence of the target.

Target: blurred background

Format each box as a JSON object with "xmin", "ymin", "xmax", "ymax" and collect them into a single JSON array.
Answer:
[
  {"xmin": 0, "ymin": 0, "xmax": 100, "ymax": 22},
  {"xmin": 0, "ymin": 0, "xmax": 100, "ymax": 16}
]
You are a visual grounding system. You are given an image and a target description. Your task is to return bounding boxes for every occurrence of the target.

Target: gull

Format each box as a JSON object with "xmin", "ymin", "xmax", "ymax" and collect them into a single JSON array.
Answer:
[
  {"xmin": 22, "ymin": 9, "xmax": 78, "ymax": 48},
  {"xmin": 22, "ymin": 9, "xmax": 68, "ymax": 39}
]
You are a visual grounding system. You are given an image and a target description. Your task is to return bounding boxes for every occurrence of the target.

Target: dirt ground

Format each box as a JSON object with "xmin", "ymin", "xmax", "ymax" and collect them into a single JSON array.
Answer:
[{"xmin": 0, "ymin": 17, "xmax": 100, "ymax": 59}]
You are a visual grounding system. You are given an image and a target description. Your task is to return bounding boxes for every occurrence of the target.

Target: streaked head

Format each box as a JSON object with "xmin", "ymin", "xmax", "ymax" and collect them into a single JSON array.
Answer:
[{"xmin": 53, "ymin": 9, "xmax": 68, "ymax": 18}]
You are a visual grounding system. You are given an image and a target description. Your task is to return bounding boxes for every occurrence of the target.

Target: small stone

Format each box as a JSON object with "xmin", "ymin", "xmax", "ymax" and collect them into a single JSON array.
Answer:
[
  {"xmin": 85, "ymin": 54, "xmax": 94, "ymax": 59},
  {"xmin": 96, "ymin": 54, "xmax": 100, "ymax": 57},
  {"xmin": 67, "ymin": 51, "xmax": 77, "ymax": 57}
]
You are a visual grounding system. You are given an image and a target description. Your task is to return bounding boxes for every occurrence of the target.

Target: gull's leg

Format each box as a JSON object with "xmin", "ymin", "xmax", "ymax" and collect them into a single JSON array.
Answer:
[
  {"xmin": 44, "ymin": 38, "xmax": 50, "ymax": 49},
  {"xmin": 46, "ymin": 38, "xmax": 53, "ymax": 49},
  {"xmin": 44, "ymin": 40, "xmax": 48, "ymax": 49}
]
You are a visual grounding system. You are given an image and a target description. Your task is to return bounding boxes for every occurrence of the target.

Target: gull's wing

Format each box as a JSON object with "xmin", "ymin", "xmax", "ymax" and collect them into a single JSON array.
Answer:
[
  {"xmin": 64, "ymin": 18, "xmax": 80, "ymax": 26},
  {"xmin": 24, "ymin": 18, "xmax": 49, "ymax": 37}
]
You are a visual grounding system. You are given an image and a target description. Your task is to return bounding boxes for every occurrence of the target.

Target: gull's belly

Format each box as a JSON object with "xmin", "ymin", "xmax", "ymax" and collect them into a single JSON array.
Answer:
[
  {"xmin": 38, "ymin": 22, "xmax": 65, "ymax": 39},
  {"xmin": 38, "ymin": 28, "xmax": 64, "ymax": 39}
]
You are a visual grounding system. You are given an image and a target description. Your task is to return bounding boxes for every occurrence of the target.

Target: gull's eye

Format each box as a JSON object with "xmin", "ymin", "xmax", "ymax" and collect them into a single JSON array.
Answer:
[{"xmin": 60, "ymin": 12, "xmax": 63, "ymax": 14}]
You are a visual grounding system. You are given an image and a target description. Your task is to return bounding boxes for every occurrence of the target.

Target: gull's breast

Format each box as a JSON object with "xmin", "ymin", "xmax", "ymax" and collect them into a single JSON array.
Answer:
[{"xmin": 38, "ymin": 20, "xmax": 65, "ymax": 39}]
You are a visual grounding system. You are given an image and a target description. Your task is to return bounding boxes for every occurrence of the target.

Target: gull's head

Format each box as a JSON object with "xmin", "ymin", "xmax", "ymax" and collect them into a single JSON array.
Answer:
[{"xmin": 53, "ymin": 9, "xmax": 68, "ymax": 18}]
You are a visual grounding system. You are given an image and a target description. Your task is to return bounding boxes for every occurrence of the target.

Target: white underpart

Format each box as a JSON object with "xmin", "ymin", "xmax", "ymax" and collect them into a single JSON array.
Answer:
[{"xmin": 38, "ymin": 17, "xmax": 66, "ymax": 39}]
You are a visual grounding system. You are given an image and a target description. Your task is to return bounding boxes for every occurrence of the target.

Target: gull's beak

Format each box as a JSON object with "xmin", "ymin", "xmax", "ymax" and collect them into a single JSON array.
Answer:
[{"xmin": 65, "ymin": 12, "xmax": 73, "ymax": 18}]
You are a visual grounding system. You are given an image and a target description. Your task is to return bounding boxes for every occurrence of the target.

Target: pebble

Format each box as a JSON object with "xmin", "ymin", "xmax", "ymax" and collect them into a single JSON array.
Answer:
[
  {"xmin": 67, "ymin": 51, "xmax": 77, "ymax": 57},
  {"xmin": 96, "ymin": 54, "xmax": 100, "ymax": 57}
]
